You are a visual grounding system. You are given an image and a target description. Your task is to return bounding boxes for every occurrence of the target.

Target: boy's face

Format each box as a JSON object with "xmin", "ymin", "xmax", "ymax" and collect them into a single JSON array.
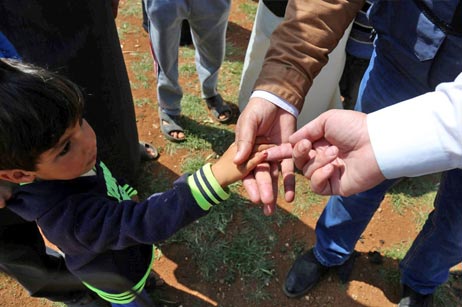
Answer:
[{"xmin": 33, "ymin": 119, "xmax": 97, "ymax": 180}]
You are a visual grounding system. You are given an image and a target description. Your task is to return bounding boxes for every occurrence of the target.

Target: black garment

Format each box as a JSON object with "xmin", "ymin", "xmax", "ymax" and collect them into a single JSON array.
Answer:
[
  {"xmin": 339, "ymin": 53, "xmax": 371, "ymax": 110},
  {"xmin": 180, "ymin": 20, "xmax": 193, "ymax": 46},
  {"xmin": 0, "ymin": 210, "xmax": 87, "ymax": 302},
  {"xmin": 263, "ymin": 0, "xmax": 288, "ymax": 17}
]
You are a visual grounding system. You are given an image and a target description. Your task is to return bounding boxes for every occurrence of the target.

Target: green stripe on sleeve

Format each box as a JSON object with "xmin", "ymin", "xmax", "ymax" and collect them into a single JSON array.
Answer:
[
  {"xmin": 187, "ymin": 163, "xmax": 230, "ymax": 211},
  {"xmin": 201, "ymin": 163, "xmax": 230, "ymax": 201}
]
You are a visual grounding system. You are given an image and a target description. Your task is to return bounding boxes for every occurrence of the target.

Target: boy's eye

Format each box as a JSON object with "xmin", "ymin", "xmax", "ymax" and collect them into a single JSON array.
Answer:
[{"xmin": 59, "ymin": 141, "xmax": 71, "ymax": 156}]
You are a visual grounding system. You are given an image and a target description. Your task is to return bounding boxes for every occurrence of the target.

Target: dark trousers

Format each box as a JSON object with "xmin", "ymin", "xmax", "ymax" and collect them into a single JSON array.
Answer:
[
  {"xmin": 0, "ymin": 209, "xmax": 87, "ymax": 302},
  {"xmin": 339, "ymin": 53, "xmax": 370, "ymax": 110}
]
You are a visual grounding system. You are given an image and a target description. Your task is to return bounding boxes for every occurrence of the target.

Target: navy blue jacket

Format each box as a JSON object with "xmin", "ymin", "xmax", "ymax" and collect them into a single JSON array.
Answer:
[{"xmin": 7, "ymin": 161, "xmax": 227, "ymax": 294}]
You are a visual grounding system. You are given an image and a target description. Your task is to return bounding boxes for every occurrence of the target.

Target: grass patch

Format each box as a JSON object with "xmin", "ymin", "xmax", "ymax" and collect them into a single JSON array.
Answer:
[
  {"xmin": 389, "ymin": 176, "xmax": 438, "ymax": 215},
  {"xmin": 225, "ymin": 41, "xmax": 244, "ymax": 58},
  {"xmin": 178, "ymin": 62, "xmax": 196, "ymax": 77},
  {"xmin": 164, "ymin": 192, "xmax": 277, "ymax": 287},
  {"xmin": 286, "ymin": 172, "xmax": 326, "ymax": 218},
  {"xmin": 179, "ymin": 46, "xmax": 196, "ymax": 59},
  {"xmin": 378, "ymin": 267, "xmax": 401, "ymax": 287},
  {"xmin": 119, "ymin": 0, "xmax": 142, "ymax": 17},
  {"xmin": 130, "ymin": 52, "xmax": 154, "ymax": 89},
  {"xmin": 382, "ymin": 242, "xmax": 412, "ymax": 260},
  {"xmin": 117, "ymin": 21, "xmax": 137, "ymax": 40},
  {"xmin": 134, "ymin": 97, "xmax": 152, "ymax": 107},
  {"xmin": 219, "ymin": 60, "xmax": 244, "ymax": 90},
  {"xmin": 239, "ymin": 2, "xmax": 257, "ymax": 21}
]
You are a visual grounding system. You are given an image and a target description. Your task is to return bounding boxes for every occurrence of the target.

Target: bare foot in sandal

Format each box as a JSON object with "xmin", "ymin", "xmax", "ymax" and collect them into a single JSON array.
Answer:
[
  {"xmin": 162, "ymin": 120, "xmax": 185, "ymax": 141},
  {"xmin": 159, "ymin": 109, "xmax": 186, "ymax": 142},
  {"xmin": 205, "ymin": 94, "xmax": 233, "ymax": 123},
  {"xmin": 139, "ymin": 141, "xmax": 159, "ymax": 161}
]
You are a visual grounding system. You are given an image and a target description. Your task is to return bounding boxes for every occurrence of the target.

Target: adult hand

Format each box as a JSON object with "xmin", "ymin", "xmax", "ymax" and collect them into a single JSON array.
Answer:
[
  {"xmin": 234, "ymin": 97, "xmax": 296, "ymax": 215},
  {"xmin": 288, "ymin": 109, "xmax": 385, "ymax": 196},
  {"xmin": 265, "ymin": 110, "xmax": 386, "ymax": 196}
]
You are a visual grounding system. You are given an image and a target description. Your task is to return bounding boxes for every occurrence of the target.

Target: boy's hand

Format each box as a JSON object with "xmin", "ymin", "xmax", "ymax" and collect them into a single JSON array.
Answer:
[{"xmin": 212, "ymin": 141, "xmax": 274, "ymax": 188}]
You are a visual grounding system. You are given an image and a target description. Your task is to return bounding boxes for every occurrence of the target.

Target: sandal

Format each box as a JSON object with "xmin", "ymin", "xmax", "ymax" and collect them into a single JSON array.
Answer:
[
  {"xmin": 159, "ymin": 109, "xmax": 185, "ymax": 142},
  {"xmin": 139, "ymin": 141, "xmax": 159, "ymax": 161},
  {"xmin": 205, "ymin": 94, "xmax": 233, "ymax": 123}
]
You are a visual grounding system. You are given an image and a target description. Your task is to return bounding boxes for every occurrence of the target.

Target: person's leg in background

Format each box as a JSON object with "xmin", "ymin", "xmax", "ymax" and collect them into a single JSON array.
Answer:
[
  {"xmin": 189, "ymin": 0, "xmax": 232, "ymax": 123},
  {"xmin": 338, "ymin": 0, "xmax": 374, "ymax": 110},
  {"xmin": 399, "ymin": 169, "xmax": 462, "ymax": 304},
  {"xmin": 145, "ymin": 0, "xmax": 186, "ymax": 142},
  {"xmin": 339, "ymin": 53, "xmax": 370, "ymax": 110}
]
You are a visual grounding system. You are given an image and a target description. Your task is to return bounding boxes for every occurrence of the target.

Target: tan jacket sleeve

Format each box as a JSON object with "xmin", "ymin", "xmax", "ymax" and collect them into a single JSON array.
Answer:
[{"xmin": 254, "ymin": 0, "xmax": 364, "ymax": 112}]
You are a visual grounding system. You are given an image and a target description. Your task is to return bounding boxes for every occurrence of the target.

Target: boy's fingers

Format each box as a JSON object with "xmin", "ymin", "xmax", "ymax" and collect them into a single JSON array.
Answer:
[
  {"xmin": 239, "ymin": 151, "xmax": 268, "ymax": 173},
  {"xmin": 303, "ymin": 145, "xmax": 339, "ymax": 179},
  {"xmin": 264, "ymin": 143, "xmax": 293, "ymax": 161},
  {"xmin": 255, "ymin": 143, "xmax": 276, "ymax": 152},
  {"xmin": 310, "ymin": 164, "xmax": 335, "ymax": 195}
]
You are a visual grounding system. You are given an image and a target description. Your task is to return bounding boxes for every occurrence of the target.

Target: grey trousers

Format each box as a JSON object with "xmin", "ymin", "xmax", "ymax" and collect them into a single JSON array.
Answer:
[{"xmin": 145, "ymin": 0, "xmax": 231, "ymax": 116}]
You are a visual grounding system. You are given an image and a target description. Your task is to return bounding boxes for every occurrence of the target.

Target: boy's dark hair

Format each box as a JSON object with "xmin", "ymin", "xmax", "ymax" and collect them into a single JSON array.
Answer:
[{"xmin": 0, "ymin": 58, "xmax": 84, "ymax": 171}]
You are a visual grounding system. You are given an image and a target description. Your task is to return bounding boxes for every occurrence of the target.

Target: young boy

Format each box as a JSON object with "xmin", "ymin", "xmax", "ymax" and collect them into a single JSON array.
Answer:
[{"xmin": 0, "ymin": 58, "xmax": 268, "ymax": 307}]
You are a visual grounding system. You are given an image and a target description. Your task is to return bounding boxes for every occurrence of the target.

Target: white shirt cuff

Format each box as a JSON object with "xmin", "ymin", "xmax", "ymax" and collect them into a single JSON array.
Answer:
[{"xmin": 251, "ymin": 90, "xmax": 299, "ymax": 117}]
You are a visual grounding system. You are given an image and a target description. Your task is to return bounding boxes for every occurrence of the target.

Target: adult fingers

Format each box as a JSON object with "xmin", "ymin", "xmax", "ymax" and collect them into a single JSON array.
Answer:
[
  {"xmin": 243, "ymin": 174, "xmax": 261, "ymax": 204},
  {"xmin": 254, "ymin": 162, "xmax": 277, "ymax": 208},
  {"xmin": 292, "ymin": 139, "xmax": 313, "ymax": 170},
  {"xmin": 280, "ymin": 158, "xmax": 295, "ymax": 203}
]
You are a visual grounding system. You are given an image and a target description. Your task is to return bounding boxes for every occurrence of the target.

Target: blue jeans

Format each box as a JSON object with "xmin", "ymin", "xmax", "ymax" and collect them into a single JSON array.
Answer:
[{"xmin": 313, "ymin": 0, "xmax": 462, "ymax": 295}]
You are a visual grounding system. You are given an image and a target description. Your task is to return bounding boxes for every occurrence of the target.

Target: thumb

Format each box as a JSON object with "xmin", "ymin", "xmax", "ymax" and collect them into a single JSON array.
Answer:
[{"xmin": 289, "ymin": 112, "xmax": 329, "ymax": 145}]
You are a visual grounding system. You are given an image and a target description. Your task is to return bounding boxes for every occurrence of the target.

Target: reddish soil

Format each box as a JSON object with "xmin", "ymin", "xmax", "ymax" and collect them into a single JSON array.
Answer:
[{"xmin": 1, "ymin": 1, "xmax": 461, "ymax": 307}]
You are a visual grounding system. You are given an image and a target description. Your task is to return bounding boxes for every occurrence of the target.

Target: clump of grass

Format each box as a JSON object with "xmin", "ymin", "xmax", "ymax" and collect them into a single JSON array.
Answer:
[
  {"xmin": 130, "ymin": 52, "xmax": 154, "ymax": 89},
  {"xmin": 178, "ymin": 63, "xmax": 196, "ymax": 77},
  {"xmin": 134, "ymin": 97, "xmax": 152, "ymax": 107},
  {"xmin": 119, "ymin": 0, "xmax": 142, "ymax": 17},
  {"xmin": 382, "ymin": 242, "xmax": 412, "ymax": 260},
  {"xmin": 239, "ymin": 2, "xmax": 257, "ymax": 21}
]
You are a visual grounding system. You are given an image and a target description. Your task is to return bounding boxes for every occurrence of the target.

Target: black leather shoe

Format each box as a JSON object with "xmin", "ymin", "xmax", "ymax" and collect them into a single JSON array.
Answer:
[
  {"xmin": 283, "ymin": 249, "xmax": 328, "ymax": 298},
  {"xmin": 398, "ymin": 284, "xmax": 434, "ymax": 307}
]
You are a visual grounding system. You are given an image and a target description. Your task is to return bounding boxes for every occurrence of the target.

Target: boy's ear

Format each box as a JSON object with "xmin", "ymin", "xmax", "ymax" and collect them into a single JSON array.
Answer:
[{"xmin": 0, "ymin": 170, "xmax": 36, "ymax": 184}]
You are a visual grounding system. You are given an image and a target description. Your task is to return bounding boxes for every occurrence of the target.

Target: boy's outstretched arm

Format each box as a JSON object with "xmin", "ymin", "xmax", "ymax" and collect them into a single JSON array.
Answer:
[{"xmin": 212, "ymin": 142, "xmax": 272, "ymax": 188}]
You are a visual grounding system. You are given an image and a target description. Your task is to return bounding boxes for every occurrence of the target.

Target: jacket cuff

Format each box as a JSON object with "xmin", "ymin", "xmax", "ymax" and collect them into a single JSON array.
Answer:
[{"xmin": 187, "ymin": 163, "xmax": 230, "ymax": 211}]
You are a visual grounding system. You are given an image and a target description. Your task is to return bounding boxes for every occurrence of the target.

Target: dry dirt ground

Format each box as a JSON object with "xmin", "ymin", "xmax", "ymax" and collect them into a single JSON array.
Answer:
[{"xmin": 1, "ymin": 1, "xmax": 462, "ymax": 307}]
